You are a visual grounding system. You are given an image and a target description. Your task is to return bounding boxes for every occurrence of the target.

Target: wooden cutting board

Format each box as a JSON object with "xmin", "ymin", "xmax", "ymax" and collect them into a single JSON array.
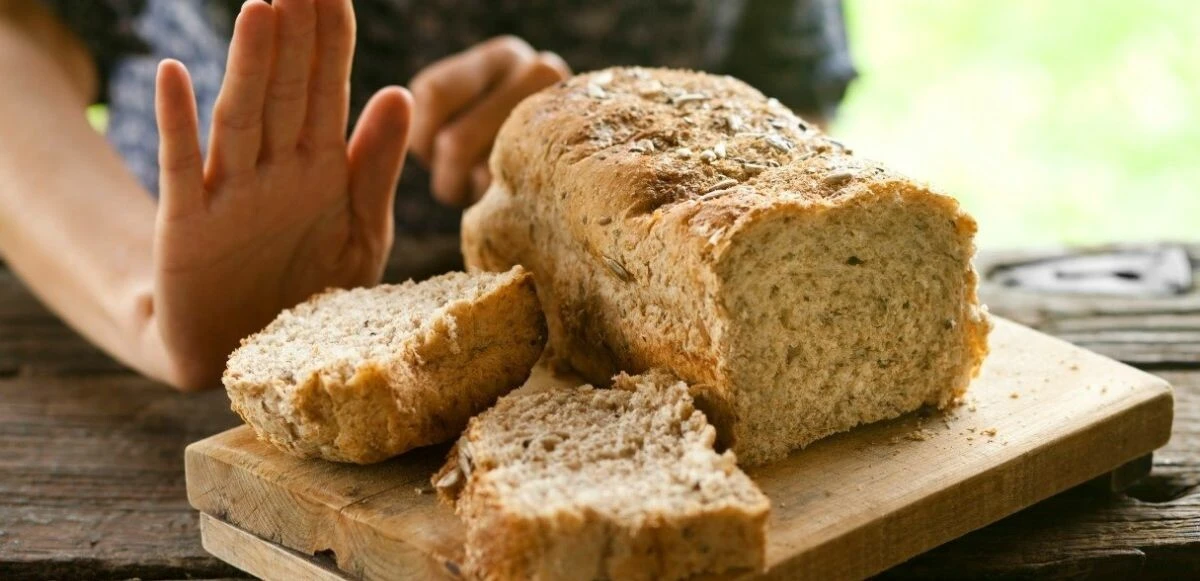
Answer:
[{"xmin": 185, "ymin": 318, "xmax": 1174, "ymax": 580}]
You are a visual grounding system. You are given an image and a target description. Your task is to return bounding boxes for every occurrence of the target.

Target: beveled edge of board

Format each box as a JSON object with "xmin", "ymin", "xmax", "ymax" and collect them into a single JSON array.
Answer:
[
  {"xmin": 186, "ymin": 317, "xmax": 1176, "ymax": 581},
  {"xmin": 185, "ymin": 426, "xmax": 463, "ymax": 579},
  {"xmin": 201, "ymin": 512, "xmax": 350, "ymax": 581}
]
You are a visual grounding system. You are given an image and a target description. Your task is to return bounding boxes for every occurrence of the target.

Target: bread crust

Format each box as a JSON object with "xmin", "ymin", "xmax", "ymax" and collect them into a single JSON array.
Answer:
[
  {"xmin": 224, "ymin": 267, "xmax": 547, "ymax": 464},
  {"xmin": 463, "ymin": 68, "xmax": 991, "ymax": 465},
  {"xmin": 434, "ymin": 371, "xmax": 770, "ymax": 580}
]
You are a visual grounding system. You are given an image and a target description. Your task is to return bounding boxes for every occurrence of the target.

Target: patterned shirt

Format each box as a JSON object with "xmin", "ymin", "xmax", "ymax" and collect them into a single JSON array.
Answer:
[{"xmin": 42, "ymin": 0, "xmax": 855, "ymax": 235}]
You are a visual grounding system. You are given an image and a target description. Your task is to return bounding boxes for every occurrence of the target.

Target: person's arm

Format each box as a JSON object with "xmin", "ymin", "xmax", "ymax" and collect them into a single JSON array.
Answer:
[
  {"xmin": 1, "ymin": 0, "xmax": 414, "ymax": 391},
  {"xmin": 0, "ymin": 2, "xmax": 168, "ymax": 381},
  {"xmin": 2, "ymin": 0, "xmax": 564, "ymax": 391}
]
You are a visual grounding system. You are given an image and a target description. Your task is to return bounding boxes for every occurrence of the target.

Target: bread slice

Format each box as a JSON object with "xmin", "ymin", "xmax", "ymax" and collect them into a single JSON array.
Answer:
[
  {"xmin": 433, "ymin": 370, "xmax": 770, "ymax": 581},
  {"xmin": 462, "ymin": 67, "xmax": 991, "ymax": 465},
  {"xmin": 223, "ymin": 266, "xmax": 546, "ymax": 464}
]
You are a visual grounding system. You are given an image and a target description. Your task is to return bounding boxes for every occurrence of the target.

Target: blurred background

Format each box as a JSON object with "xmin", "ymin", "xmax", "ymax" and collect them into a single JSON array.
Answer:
[
  {"xmin": 84, "ymin": 0, "xmax": 1198, "ymax": 251},
  {"xmin": 835, "ymin": 0, "xmax": 1198, "ymax": 249}
]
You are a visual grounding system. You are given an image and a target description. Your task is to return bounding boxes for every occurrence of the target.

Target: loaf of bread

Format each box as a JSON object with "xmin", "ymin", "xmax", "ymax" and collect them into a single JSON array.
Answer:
[
  {"xmin": 433, "ymin": 370, "xmax": 770, "ymax": 581},
  {"xmin": 463, "ymin": 68, "xmax": 991, "ymax": 465},
  {"xmin": 223, "ymin": 266, "xmax": 546, "ymax": 463}
]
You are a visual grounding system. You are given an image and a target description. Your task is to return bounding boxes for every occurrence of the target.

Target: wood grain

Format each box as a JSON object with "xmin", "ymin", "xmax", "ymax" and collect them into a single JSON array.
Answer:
[
  {"xmin": 201, "ymin": 514, "xmax": 350, "ymax": 581},
  {"xmin": 882, "ymin": 368, "xmax": 1200, "ymax": 580},
  {"xmin": 0, "ymin": 374, "xmax": 243, "ymax": 580},
  {"xmin": 0, "ymin": 269, "xmax": 131, "ymax": 377},
  {"xmin": 187, "ymin": 319, "xmax": 1173, "ymax": 580},
  {"xmin": 0, "ymin": 240, "xmax": 459, "ymax": 581},
  {"xmin": 5, "ymin": 244, "xmax": 1200, "ymax": 580},
  {"xmin": 976, "ymin": 244, "xmax": 1200, "ymax": 368},
  {"xmin": 186, "ymin": 418, "xmax": 468, "ymax": 580}
]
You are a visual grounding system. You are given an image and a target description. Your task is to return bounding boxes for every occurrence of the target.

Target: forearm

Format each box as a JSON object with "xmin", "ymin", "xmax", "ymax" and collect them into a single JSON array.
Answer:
[{"xmin": 0, "ymin": 18, "xmax": 173, "ymax": 385}]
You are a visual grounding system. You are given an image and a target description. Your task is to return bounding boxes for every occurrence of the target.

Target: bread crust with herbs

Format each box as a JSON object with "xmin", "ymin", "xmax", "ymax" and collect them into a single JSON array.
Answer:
[
  {"xmin": 223, "ymin": 266, "xmax": 547, "ymax": 464},
  {"xmin": 434, "ymin": 370, "xmax": 769, "ymax": 581},
  {"xmin": 463, "ymin": 67, "xmax": 991, "ymax": 465}
]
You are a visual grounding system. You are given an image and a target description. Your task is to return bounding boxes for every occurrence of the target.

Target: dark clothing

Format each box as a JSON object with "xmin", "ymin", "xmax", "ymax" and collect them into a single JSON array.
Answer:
[{"xmin": 42, "ymin": 0, "xmax": 855, "ymax": 235}]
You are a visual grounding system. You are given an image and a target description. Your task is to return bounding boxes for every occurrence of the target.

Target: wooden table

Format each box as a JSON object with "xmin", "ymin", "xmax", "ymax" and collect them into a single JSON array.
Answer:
[{"xmin": 2, "ymin": 243, "xmax": 1197, "ymax": 580}]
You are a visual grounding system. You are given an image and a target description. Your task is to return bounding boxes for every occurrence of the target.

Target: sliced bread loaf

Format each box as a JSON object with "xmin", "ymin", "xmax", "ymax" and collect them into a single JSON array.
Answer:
[
  {"xmin": 223, "ymin": 266, "xmax": 546, "ymax": 464},
  {"xmin": 433, "ymin": 370, "xmax": 770, "ymax": 581},
  {"xmin": 462, "ymin": 67, "xmax": 991, "ymax": 465}
]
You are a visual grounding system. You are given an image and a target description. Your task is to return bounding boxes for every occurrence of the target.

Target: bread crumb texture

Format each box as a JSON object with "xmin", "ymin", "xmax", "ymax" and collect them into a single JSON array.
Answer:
[
  {"xmin": 434, "ymin": 370, "xmax": 769, "ymax": 581},
  {"xmin": 223, "ymin": 266, "xmax": 547, "ymax": 463},
  {"xmin": 462, "ymin": 67, "xmax": 992, "ymax": 465}
]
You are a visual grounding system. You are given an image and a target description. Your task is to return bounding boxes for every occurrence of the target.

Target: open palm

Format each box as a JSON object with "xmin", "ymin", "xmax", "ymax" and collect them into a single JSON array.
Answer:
[{"xmin": 152, "ymin": 0, "xmax": 412, "ymax": 389}]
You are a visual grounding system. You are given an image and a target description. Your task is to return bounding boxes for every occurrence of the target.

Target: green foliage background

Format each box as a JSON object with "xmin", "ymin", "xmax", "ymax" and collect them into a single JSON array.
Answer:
[{"xmin": 836, "ymin": 0, "xmax": 1199, "ymax": 248}]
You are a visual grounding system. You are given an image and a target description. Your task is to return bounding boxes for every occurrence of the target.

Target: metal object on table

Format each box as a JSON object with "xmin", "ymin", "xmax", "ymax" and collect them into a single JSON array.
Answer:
[{"xmin": 989, "ymin": 245, "xmax": 1193, "ymax": 296}]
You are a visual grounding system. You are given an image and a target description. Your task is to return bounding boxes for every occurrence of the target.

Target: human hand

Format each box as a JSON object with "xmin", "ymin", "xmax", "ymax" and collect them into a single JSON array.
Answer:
[
  {"xmin": 409, "ymin": 36, "xmax": 570, "ymax": 207},
  {"xmin": 152, "ymin": 0, "xmax": 412, "ymax": 390}
]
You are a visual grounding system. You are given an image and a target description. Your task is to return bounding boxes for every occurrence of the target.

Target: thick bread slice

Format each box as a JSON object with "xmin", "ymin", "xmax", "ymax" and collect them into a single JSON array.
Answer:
[
  {"xmin": 462, "ymin": 67, "xmax": 991, "ymax": 465},
  {"xmin": 433, "ymin": 370, "xmax": 770, "ymax": 581},
  {"xmin": 223, "ymin": 266, "xmax": 546, "ymax": 464}
]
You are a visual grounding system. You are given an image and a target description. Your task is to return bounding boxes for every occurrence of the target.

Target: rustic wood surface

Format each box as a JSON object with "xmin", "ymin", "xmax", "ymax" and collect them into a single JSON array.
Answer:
[
  {"xmin": 200, "ymin": 514, "xmax": 350, "ymax": 581},
  {"xmin": 2, "ymin": 243, "xmax": 1197, "ymax": 580},
  {"xmin": 185, "ymin": 319, "xmax": 1174, "ymax": 581}
]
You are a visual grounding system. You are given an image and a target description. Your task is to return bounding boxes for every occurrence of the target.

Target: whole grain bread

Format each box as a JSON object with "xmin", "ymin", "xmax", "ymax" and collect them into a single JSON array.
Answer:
[
  {"xmin": 223, "ymin": 266, "xmax": 546, "ymax": 464},
  {"xmin": 462, "ymin": 67, "xmax": 991, "ymax": 465},
  {"xmin": 433, "ymin": 370, "xmax": 769, "ymax": 581}
]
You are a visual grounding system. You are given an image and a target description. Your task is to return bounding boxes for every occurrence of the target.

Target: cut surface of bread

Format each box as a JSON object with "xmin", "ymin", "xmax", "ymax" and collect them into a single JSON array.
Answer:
[
  {"xmin": 223, "ymin": 266, "xmax": 546, "ymax": 464},
  {"xmin": 462, "ymin": 67, "xmax": 991, "ymax": 465},
  {"xmin": 433, "ymin": 370, "xmax": 769, "ymax": 581}
]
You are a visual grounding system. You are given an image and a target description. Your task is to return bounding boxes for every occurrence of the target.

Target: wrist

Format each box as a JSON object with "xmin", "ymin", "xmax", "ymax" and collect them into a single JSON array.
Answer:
[{"xmin": 127, "ymin": 286, "xmax": 221, "ymax": 392}]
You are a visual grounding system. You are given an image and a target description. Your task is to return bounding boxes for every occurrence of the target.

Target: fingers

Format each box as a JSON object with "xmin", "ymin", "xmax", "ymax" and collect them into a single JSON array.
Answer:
[
  {"xmin": 532, "ymin": 50, "xmax": 571, "ymax": 80},
  {"xmin": 348, "ymin": 87, "xmax": 413, "ymax": 248},
  {"xmin": 430, "ymin": 52, "xmax": 568, "ymax": 206},
  {"xmin": 409, "ymin": 36, "xmax": 536, "ymax": 164},
  {"xmin": 155, "ymin": 59, "xmax": 206, "ymax": 218},
  {"xmin": 207, "ymin": 0, "xmax": 276, "ymax": 178},
  {"xmin": 262, "ymin": 0, "xmax": 316, "ymax": 155},
  {"xmin": 470, "ymin": 163, "xmax": 491, "ymax": 202},
  {"xmin": 305, "ymin": 0, "xmax": 355, "ymax": 146}
]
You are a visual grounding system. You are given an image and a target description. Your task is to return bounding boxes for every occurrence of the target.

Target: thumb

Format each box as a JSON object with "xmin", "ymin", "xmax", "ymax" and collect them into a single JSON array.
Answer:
[{"xmin": 348, "ymin": 86, "xmax": 413, "ymax": 243}]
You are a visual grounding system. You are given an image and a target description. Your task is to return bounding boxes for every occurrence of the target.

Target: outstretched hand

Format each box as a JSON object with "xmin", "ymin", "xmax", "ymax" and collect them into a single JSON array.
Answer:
[{"xmin": 152, "ymin": 0, "xmax": 412, "ymax": 390}]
